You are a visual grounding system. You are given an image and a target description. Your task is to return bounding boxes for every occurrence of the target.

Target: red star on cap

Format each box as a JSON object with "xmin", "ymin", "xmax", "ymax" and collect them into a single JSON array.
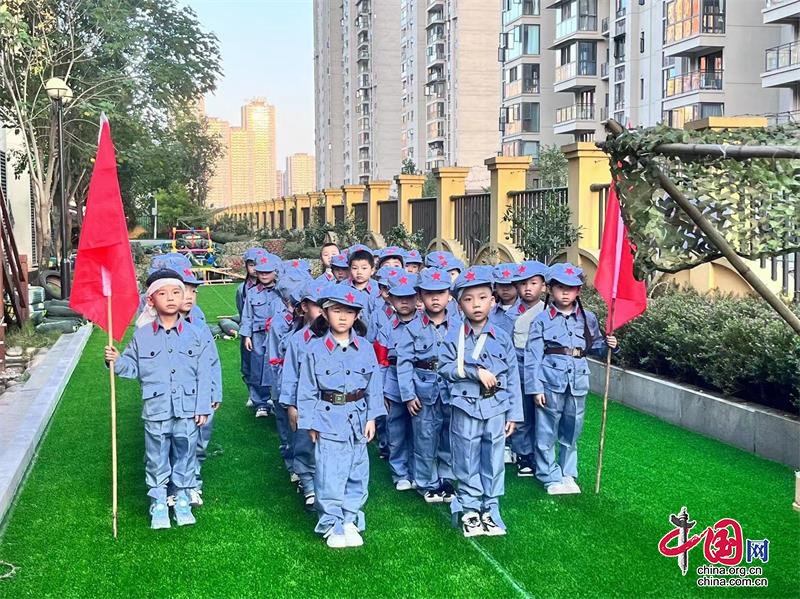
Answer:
[
  {"xmin": 518, "ymin": 265, "xmax": 527, "ymax": 273},
  {"xmin": 345, "ymin": 292, "xmax": 356, "ymax": 304},
  {"xmin": 565, "ymin": 267, "xmax": 575, "ymax": 275},
  {"xmin": 183, "ymin": 268, "xmax": 192, "ymax": 276},
  {"xmin": 502, "ymin": 269, "xmax": 511, "ymax": 278},
  {"xmin": 259, "ymin": 256, "xmax": 267, "ymax": 264},
  {"xmin": 431, "ymin": 272, "xmax": 442, "ymax": 281},
  {"xmin": 399, "ymin": 275, "xmax": 408, "ymax": 285},
  {"xmin": 437, "ymin": 255, "xmax": 447, "ymax": 263},
  {"xmin": 292, "ymin": 260, "xmax": 300, "ymax": 267},
  {"xmin": 465, "ymin": 271, "xmax": 476, "ymax": 281},
  {"xmin": 388, "ymin": 269, "xmax": 398, "ymax": 277}
]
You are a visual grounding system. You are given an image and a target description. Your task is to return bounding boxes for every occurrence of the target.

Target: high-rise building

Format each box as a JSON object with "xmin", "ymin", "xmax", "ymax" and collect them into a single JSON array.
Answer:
[
  {"xmin": 276, "ymin": 169, "xmax": 286, "ymax": 198},
  {"xmin": 761, "ymin": 0, "xmax": 800, "ymax": 123},
  {"xmin": 314, "ymin": 0, "xmax": 502, "ymax": 191},
  {"xmin": 286, "ymin": 153, "xmax": 317, "ymax": 195},
  {"xmin": 206, "ymin": 117, "xmax": 231, "ymax": 209},
  {"xmin": 314, "ymin": 0, "xmax": 345, "ymax": 189},
  {"xmin": 521, "ymin": 0, "xmax": 787, "ymax": 144},
  {"xmin": 205, "ymin": 98, "xmax": 277, "ymax": 208}
]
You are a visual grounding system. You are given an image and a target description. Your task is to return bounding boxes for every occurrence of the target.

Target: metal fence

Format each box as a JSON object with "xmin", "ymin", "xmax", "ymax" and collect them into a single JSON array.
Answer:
[
  {"xmin": 760, "ymin": 253, "xmax": 799, "ymax": 304},
  {"xmin": 452, "ymin": 193, "xmax": 491, "ymax": 263},
  {"xmin": 301, "ymin": 207, "xmax": 310, "ymax": 228},
  {"xmin": 410, "ymin": 197, "xmax": 436, "ymax": 248},
  {"xmin": 352, "ymin": 202, "xmax": 368, "ymax": 226},
  {"xmin": 333, "ymin": 205, "xmax": 345, "ymax": 224},
  {"xmin": 290, "ymin": 208, "xmax": 297, "ymax": 230},
  {"xmin": 314, "ymin": 206, "xmax": 326, "ymax": 226},
  {"xmin": 507, "ymin": 187, "xmax": 569, "ymax": 248},
  {"xmin": 379, "ymin": 200, "xmax": 398, "ymax": 236}
]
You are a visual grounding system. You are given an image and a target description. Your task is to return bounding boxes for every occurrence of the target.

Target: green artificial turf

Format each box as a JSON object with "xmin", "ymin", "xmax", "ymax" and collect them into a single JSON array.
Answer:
[{"xmin": 0, "ymin": 283, "xmax": 797, "ymax": 598}]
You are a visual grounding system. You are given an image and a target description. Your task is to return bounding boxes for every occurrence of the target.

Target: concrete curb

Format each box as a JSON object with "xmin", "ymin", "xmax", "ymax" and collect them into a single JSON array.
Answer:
[
  {"xmin": 588, "ymin": 357, "xmax": 800, "ymax": 468},
  {"xmin": 0, "ymin": 324, "xmax": 93, "ymax": 525}
]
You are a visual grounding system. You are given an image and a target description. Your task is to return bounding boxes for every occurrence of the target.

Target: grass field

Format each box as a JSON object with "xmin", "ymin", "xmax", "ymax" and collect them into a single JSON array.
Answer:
[{"xmin": 0, "ymin": 283, "xmax": 797, "ymax": 598}]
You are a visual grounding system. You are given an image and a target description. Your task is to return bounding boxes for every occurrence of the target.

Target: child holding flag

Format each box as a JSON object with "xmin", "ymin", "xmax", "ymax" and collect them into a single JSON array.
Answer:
[{"xmin": 104, "ymin": 269, "xmax": 212, "ymax": 529}]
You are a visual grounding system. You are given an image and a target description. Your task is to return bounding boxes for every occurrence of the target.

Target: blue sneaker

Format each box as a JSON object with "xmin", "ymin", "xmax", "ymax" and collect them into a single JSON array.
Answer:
[
  {"xmin": 150, "ymin": 500, "xmax": 171, "ymax": 530},
  {"xmin": 173, "ymin": 491, "xmax": 196, "ymax": 526}
]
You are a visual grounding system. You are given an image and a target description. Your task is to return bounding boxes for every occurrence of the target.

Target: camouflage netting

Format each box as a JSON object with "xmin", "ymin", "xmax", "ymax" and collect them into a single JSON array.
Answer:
[{"xmin": 604, "ymin": 123, "xmax": 800, "ymax": 279}]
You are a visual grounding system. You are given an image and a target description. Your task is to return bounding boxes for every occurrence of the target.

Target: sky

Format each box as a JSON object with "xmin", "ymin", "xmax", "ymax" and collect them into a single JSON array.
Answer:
[{"xmin": 183, "ymin": 0, "xmax": 315, "ymax": 167}]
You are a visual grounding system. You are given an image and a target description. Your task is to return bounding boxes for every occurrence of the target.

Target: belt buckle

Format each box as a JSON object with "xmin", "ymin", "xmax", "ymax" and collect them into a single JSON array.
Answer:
[
  {"xmin": 332, "ymin": 392, "xmax": 346, "ymax": 405},
  {"xmin": 571, "ymin": 347, "xmax": 582, "ymax": 357},
  {"xmin": 430, "ymin": 359, "xmax": 438, "ymax": 370}
]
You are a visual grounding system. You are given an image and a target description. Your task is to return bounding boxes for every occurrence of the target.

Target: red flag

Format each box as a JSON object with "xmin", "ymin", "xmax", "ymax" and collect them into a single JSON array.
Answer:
[
  {"xmin": 594, "ymin": 183, "xmax": 647, "ymax": 333},
  {"xmin": 69, "ymin": 116, "xmax": 139, "ymax": 342}
]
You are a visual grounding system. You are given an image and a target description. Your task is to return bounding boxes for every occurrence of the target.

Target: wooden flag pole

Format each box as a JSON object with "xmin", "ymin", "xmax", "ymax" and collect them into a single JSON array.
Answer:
[
  {"xmin": 107, "ymin": 295, "xmax": 118, "ymax": 538},
  {"xmin": 595, "ymin": 298, "xmax": 616, "ymax": 494}
]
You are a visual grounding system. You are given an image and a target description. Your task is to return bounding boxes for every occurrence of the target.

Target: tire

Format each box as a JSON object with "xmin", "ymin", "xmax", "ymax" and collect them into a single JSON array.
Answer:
[
  {"xmin": 35, "ymin": 270, "xmax": 63, "ymax": 300},
  {"xmin": 44, "ymin": 305, "xmax": 82, "ymax": 318}
]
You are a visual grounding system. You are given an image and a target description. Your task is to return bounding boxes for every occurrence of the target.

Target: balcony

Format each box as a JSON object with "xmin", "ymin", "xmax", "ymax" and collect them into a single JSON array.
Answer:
[
  {"xmin": 427, "ymin": 122, "xmax": 445, "ymax": 141},
  {"xmin": 762, "ymin": 40, "xmax": 800, "ymax": 88},
  {"xmin": 359, "ymin": 73, "xmax": 371, "ymax": 89},
  {"xmin": 427, "ymin": 44, "xmax": 446, "ymax": 66},
  {"xmin": 504, "ymin": 78, "xmax": 541, "ymax": 97},
  {"xmin": 428, "ymin": 0, "xmax": 444, "ymax": 8},
  {"xmin": 427, "ymin": 10, "xmax": 445, "ymax": 28},
  {"xmin": 554, "ymin": 103, "xmax": 597, "ymax": 135},
  {"xmin": 355, "ymin": 15, "xmax": 369, "ymax": 34},
  {"xmin": 762, "ymin": 0, "xmax": 800, "ymax": 24},
  {"xmin": 553, "ymin": 14, "xmax": 601, "ymax": 46},
  {"xmin": 662, "ymin": 70, "xmax": 724, "ymax": 111},
  {"xmin": 663, "ymin": 6, "xmax": 726, "ymax": 57},
  {"xmin": 358, "ymin": 132, "xmax": 370, "ymax": 148},
  {"xmin": 554, "ymin": 61, "xmax": 598, "ymax": 93},
  {"xmin": 357, "ymin": 47, "xmax": 369, "ymax": 62}
]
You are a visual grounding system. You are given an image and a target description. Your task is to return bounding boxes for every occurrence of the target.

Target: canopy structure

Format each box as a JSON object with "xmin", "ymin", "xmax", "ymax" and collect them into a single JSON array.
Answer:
[{"xmin": 601, "ymin": 120, "xmax": 800, "ymax": 335}]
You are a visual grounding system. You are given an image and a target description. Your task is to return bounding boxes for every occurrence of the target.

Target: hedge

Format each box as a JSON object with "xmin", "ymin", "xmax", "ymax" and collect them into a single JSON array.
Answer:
[{"xmin": 580, "ymin": 287, "xmax": 800, "ymax": 414}]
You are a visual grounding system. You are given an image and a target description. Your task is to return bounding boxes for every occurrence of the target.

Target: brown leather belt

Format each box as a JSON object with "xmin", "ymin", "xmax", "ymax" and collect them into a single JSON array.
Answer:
[
  {"xmin": 321, "ymin": 389, "xmax": 365, "ymax": 405},
  {"xmin": 544, "ymin": 346, "xmax": 586, "ymax": 358},
  {"xmin": 414, "ymin": 359, "xmax": 438, "ymax": 371}
]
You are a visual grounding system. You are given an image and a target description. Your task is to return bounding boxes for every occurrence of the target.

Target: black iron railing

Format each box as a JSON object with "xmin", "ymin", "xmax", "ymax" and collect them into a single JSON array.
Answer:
[
  {"xmin": 379, "ymin": 200, "xmax": 398, "ymax": 236},
  {"xmin": 352, "ymin": 202, "xmax": 368, "ymax": 226},
  {"xmin": 508, "ymin": 187, "xmax": 569, "ymax": 248},
  {"xmin": 452, "ymin": 193, "xmax": 490, "ymax": 263},
  {"xmin": 410, "ymin": 197, "xmax": 437, "ymax": 248}
]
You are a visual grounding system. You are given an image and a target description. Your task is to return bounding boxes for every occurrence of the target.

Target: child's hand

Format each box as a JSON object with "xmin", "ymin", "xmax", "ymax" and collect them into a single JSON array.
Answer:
[
  {"xmin": 287, "ymin": 406, "xmax": 298, "ymax": 432},
  {"xmin": 406, "ymin": 398, "xmax": 422, "ymax": 417},
  {"xmin": 309, "ymin": 429, "xmax": 318, "ymax": 443},
  {"xmin": 504, "ymin": 421, "xmax": 516, "ymax": 438},
  {"xmin": 364, "ymin": 420, "xmax": 376, "ymax": 442},
  {"xmin": 477, "ymin": 368, "xmax": 497, "ymax": 390},
  {"xmin": 211, "ymin": 402, "xmax": 221, "ymax": 411},
  {"xmin": 104, "ymin": 345, "xmax": 119, "ymax": 362},
  {"xmin": 606, "ymin": 335, "xmax": 618, "ymax": 349},
  {"xmin": 195, "ymin": 414, "xmax": 208, "ymax": 427},
  {"xmin": 244, "ymin": 337, "xmax": 253, "ymax": 351},
  {"xmin": 534, "ymin": 393, "xmax": 546, "ymax": 407}
]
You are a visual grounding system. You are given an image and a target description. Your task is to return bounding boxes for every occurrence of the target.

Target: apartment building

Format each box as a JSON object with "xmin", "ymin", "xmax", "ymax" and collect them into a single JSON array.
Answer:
[
  {"xmin": 314, "ymin": 1, "xmax": 502, "ymax": 191},
  {"xmin": 533, "ymin": 0, "xmax": 786, "ymax": 143},
  {"xmin": 286, "ymin": 153, "xmax": 317, "ymax": 195},
  {"xmin": 761, "ymin": 0, "xmax": 800, "ymax": 122},
  {"xmin": 499, "ymin": 0, "xmax": 573, "ymax": 164}
]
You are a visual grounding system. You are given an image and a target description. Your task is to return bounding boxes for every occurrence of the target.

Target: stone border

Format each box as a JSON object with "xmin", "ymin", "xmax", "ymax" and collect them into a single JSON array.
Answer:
[
  {"xmin": 0, "ymin": 324, "xmax": 93, "ymax": 525},
  {"xmin": 588, "ymin": 358, "xmax": 800, "ymax": 468}
]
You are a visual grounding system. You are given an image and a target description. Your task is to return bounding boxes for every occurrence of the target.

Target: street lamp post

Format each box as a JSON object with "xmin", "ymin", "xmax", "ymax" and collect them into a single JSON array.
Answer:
[{"xmin": 45, "ymin": 77, "xmax": 73, "ymax": 299}]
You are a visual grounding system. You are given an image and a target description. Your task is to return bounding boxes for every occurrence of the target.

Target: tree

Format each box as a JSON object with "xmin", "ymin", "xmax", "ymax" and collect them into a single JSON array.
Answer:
[
  {"xmin": 537, "ymin": 144, "xmax": 568, "ymax": 188},
  {"xmin": 0, "ymin": 0, "xmax": 221, "ymax": 263},
  {"xmin": 422, "ymin": 171, "xmax": 437, "ymax": 198},
  {"xmin": 503, "ymin": 194, "xmax": 581, "ymax": 263},
  {"xmin": 154, "ymin": 182, "xmax": 209, "ymax": 236},
  {"xmin": 401, "ymin": 157, "xmax": 417, "ymax": 175}
]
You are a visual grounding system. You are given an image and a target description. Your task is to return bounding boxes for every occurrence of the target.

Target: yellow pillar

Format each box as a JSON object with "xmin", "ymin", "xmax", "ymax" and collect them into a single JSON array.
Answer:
[
  {"xmin": 323, "ymin": 188, "xmax": 343, "ymax": 225},
  {"xmin": 366, "ymin": 180, "xmax": 391, "ymax": 233},
  {"xmin": 433, "ymin": 167, "xmax": 470, "ymax": 244},
  {"xmin": 342, "ymin": 184, "xmax": 366, "ymax": 214},
  {"xmin": 485, "ymin": 156, "xmax": 531, "ymax": 256},
  {"xmin": 394, "ymin": 174, "xmax": 425, "ymax": 231},
  {"xmin": 563, "ymin": 142, "xmax": 610, "ymax": 264}
]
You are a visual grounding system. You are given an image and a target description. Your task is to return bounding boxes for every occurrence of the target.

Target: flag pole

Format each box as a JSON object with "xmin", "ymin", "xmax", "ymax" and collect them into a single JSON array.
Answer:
[
  {"xmin": 107, "ymin": 294, "xmax": 118, "ymax": 538},
  {"xmin": 595, "ymin": 298, "xmax": 616, "ymax": 494}
]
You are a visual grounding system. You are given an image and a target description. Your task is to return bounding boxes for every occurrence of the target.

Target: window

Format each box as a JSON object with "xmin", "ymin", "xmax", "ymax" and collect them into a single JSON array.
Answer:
[
  {"xmin": 502, "ymin": 0, "xmax": 540, "ymax": 24},
  {"xmin": 505, "ymin": 63, "xmax": 540, "ymax": 96},
  {"xmin": 664, "ymin": 0, "xmax": 725, "ymax": 44},
  {"xmin": 578, "ymin": 41, "xmax": 597, "ymax": 75},
  {"xmin": 507, "ymin": 24, "xmax": 540, "ymax": 59},
  {"xmin": 505, "ymin": 102, "xmax": 540, "ymax": 134}
]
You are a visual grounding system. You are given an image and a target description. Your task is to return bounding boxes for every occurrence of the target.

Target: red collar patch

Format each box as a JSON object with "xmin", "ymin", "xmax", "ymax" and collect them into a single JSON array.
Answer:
[
  {"xmin": 421, "ymin": 313, "xmax": 430, "ymax": 327},
  {"xmin": 549, "ymin": 307, "xmax": 557, "ymax": 319},
  {"xmin": 384, "ymin": 305, "xmax": 393, "ymax": 317},
  {"xmin": 324, "ymin": 337, "xmax": 335, "ymax": 352},
  {"xmin": 303, "ymin": 329, "xmax": 312, "ymax": 343},
  {"xmin": 518, "ymin": 303, "xmax": 527, "ymax": 314},
  {"xmin": 152, "ymin": 320, "xmax": 158, "ymax": 333},
  {"xmin": 392, "ymin": 317, "xmax": 401, "ymax": 328},
  {"xmin": 284, "ymin": 312, "xmax": 293, "ymax": 323}
]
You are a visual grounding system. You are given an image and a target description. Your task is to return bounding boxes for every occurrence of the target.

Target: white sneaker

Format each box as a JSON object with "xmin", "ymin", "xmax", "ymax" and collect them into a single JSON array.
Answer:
[
  {"xmin": 189, "ymin": 488, "xmax": 204, "ymax": 506},
  {"xmin": 255, "ymin": 407, "xmax": 269, "ymax": 418},
  {"xmin": 343, "ymin": 522, "xmax": 364, "ymax": 547},
  {"xmin": 395, "ymin": 479, "xmax": 413, "ymax": 491},
  {"xmin": 462, "ymin": 511, "xmax": 484, "ymax": 537},
  {"xmin": 562, "ymin": 476, "xmax": 581, "ymax": 494},
  {"xmin": 481, "ymin": 512, "xmax": 507, "ymax": 536},
  {"xmin": 289, "ymin": 473, "xmax": 300, "ymax": 484},
  {"xmin": 324, "ymin": 528, "xmax": 348, "ymax": 549},
  {"xmin": 546, "ymin": 481, "xmax": 572, "ymax": 495},
  {"xmin": 245, "ymin": 398, "xmax": 254, "ymax": 408},
  {"xmin": 503, "ymin": 446, "xmax": 515, "ymax": 464}
]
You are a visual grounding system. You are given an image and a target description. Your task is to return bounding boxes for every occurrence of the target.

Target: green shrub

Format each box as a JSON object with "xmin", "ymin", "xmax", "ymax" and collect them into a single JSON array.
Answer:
[{"xmin": 581, "ymin": 287, "xmax": 800, "ymax": 413}]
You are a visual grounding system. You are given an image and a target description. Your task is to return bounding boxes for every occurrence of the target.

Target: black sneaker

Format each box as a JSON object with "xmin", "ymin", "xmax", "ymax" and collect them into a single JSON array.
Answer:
[
  {"xmin": 462, "ymin": 512, "xmax": 484, "ymax": 537},
  {"xmin": 440, "ymin": 481, "xmax": 455, "ymax": 503},
  {"xmin": 516, "ymin": 455, "xmax": 534, "ymax": 477}
]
